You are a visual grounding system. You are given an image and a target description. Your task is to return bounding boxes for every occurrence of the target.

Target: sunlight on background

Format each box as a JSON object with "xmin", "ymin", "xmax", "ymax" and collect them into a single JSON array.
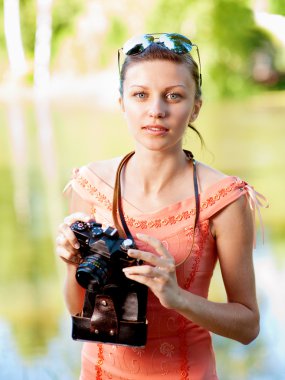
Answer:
[{"xmin": 0, "ymin": 1, "xmax": 285, "ymax": 379}]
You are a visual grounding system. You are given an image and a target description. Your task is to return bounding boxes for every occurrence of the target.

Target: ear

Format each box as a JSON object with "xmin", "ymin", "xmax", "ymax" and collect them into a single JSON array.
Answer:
[
  {"xmin": 118, "ymin": 96, "xmax": 125, "ymax": 112},
  {"xmin": 189, "ymin": 99, "xmax": 202, "ymax": 123}
]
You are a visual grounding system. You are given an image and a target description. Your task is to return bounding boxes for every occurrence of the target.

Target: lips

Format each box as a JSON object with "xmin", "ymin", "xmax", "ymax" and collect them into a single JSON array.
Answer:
[{"xmin": 142, "ymin": 125, "xmax": 169, "ymax": 135}]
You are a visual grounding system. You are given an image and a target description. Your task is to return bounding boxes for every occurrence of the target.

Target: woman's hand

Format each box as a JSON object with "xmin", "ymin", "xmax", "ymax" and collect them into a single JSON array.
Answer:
[
  {"xmin": 123, "ymin": 233, "xmax": 180, "ymax": 309},
  {"xmin": 56, "ymin": 212, "xmax": 91, "ymax": 266}
]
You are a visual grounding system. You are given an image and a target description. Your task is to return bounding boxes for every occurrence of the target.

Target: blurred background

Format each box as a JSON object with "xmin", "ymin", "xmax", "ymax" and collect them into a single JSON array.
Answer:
[{"xmin": 0, "ymin": 0, "xmax": 285, "ymax": 379}]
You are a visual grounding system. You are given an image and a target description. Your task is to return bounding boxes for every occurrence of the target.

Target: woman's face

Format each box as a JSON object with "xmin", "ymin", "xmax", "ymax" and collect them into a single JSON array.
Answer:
[{"xmin": 120, "ymin": 59, "xmax": 202, "ymax": 153}]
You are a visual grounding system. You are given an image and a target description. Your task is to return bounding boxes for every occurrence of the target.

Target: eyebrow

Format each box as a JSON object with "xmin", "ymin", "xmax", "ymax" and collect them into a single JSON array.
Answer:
[{"xmin": 129, "ymin": 84, "xmax": 187, "ymax": 90}]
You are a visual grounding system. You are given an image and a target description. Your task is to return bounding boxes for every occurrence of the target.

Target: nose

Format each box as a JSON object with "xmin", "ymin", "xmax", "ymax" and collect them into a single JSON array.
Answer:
[{"xmin": 148, "ymin": 99, "xmax": 167, "ymax": 119}]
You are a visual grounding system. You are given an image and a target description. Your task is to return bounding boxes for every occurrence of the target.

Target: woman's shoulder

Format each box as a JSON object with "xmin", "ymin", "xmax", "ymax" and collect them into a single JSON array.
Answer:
[
  {"xmin": 65, "ymin": 156, "xmax": 122, "ymax": 208},
  {"xmin": 197, "ymin": 161, "xmax": 229, "ymax": 193},
  {"xmin": 86, "ymin": 156, "xmax": 122, "ymax": 188},
  {"xmin": 196, "ymin": 161, "xmax": 256, "ymax": 223}
]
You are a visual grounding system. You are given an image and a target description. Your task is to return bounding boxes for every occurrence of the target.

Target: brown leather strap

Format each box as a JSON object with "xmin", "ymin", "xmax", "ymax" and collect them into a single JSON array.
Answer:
[
  {"xmin": 112, "ymin": 151, "xmax": 135, "ymax": 238},
  {"xmin": 184, "ymin": 150, "xmax": 200, "ymax": 227}
]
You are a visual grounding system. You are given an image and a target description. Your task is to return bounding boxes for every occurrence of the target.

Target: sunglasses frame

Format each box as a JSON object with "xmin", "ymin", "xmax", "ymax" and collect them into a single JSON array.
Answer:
[{"xmin": 118, "ymin": 33, "xmax": 202, "ymax": 87}]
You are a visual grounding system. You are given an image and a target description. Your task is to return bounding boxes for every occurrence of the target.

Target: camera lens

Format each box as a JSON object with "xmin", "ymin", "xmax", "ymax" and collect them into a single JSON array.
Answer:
[{"xmin": 76, "ymin": 255, "xmax": 109, "ymax": 290}]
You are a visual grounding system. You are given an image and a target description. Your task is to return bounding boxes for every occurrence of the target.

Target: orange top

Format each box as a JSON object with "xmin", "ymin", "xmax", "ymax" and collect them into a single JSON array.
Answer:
[{"xmin": 64, "ymin": 165, "xmax": 258, "ymax": 380}]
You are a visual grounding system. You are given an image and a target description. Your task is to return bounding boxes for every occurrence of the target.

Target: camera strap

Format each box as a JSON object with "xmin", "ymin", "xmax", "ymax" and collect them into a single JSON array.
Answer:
[
  {"xmin": 112, "ymin": 151, "xmax": 135, "ymax": 240},
  {"xmin": 112, "ymin": 150, "xmax": 200, "ymax": 244}
]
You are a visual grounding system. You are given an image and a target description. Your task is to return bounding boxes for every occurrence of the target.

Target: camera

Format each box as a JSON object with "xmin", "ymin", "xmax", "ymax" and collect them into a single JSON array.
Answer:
[
  {"xmin": 71, "ymin": 220, "xmax": 137, "ymax": 291},
  {"xmin": 70, "ymin": 220, "xmax": 148, "ymax": 346}
]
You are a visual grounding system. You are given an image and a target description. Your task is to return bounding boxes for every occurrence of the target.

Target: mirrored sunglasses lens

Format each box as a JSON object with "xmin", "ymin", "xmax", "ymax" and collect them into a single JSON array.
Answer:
[
  {"xmin": 161, "ymin": 33, "xmax": 193, "ymax": 54},
  {"xmin": 123, "ymin": 35, "xmax": 154, "ymax": 55}
]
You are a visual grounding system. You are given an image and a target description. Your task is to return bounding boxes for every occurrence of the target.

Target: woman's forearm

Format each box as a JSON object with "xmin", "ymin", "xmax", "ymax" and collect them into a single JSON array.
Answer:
[
  {"xmin": 63, "ymin": 265, "xmax": 86, "ymax": 315},
  {"xmin": 175, "ymin": 288, "xmax": 260, "ymax": 345}
]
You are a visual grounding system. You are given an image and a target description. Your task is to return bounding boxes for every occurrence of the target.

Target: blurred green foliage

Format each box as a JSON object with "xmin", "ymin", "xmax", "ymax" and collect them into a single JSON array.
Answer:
[
  {"xmin": 147, "ymin": 0, "xmax": 279, "ymax": 98},
  {"xmin": 0, "ymin": 1, "xmax": 6, "ymax": 63},
  {"xmin": 19, "ymin": 0, "xmax": 36, "ymax": 58},
  {"xmin": 99, "ymin": 16, "xmax": 128, "ymax": 68},
  {"xmin": 147, "ymin": 0, "xmax": 197, "ymax": 32},
  {"xmin": 269, "ymin": 0, "xmax": 285, "ymax": 16},
  {"xmin": 207, "ymin": 0, "xmax": 275, "ymax": 97},
  {"xmin": 1, "ymin": 0, "xmax": 285, "ymax": 98},
  {"xmin": 0, "ymin": 0, "xmax": 83, "ymax": 59},
  {"xmin": 50, "ymin": 0, "xmax": 84, "ymax": 60}
]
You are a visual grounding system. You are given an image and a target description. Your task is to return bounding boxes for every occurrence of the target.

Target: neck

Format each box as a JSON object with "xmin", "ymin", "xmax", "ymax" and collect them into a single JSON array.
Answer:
[{"xmin": 125, "ymin": 147, "xmax": 191, "ymax": 195}]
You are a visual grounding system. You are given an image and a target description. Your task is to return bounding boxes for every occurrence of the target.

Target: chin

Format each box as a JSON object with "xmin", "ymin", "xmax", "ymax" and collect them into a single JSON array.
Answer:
[{"xmin": 135, "ymin": 139, "xmax": 182, "ymax": 153}]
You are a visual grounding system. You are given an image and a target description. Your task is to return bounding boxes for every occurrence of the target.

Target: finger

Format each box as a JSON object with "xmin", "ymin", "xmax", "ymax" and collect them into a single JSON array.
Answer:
[
  {"xmin": 56, "ymin": 246, "xmax": 82, "ymax": 265},
  {"xmin": 123, "ymin": 264, "xmax": 171, "ymax": 280},
  {"xmin": 136, "ymin": 233, "xmax": 172, "ymax": 259},
  {"xmin": 57, "ymin": 232, "xmax": 80, "ymax": 254},
  {"xmin": 123, "ymin": 266, "xmax": 168, "ymax": 286},
  {"xmin": 155, "ymin": 262, "xmax": 175, "ymax": 274},
  {"xmin": 59, "ymin": 213, "xmax": 91, "ymax": 249},
  {"xmin": 63, "ymin": 212, "xmax": 90, "ymax": 226},
  {"xmin": 123, "ymin": 272, "xmax": 155, "ymax": 287},
  {"xmin": 123, "ymin": 263, "xmax": 174, "ymax": 281},
  {"xmin": 123, "ymin": 265, "xmax": 158, "ymax": 278},
  {"xmin": 128, "ymin": 249, "xmax": 175, "ymax": 272},
  {"xmin": 56, "ymin": 233, "xmax": 64, "ymax": 246},
  {"xmin": 58, "ymin": 222, "xmax": 80, "ymax": 249}
]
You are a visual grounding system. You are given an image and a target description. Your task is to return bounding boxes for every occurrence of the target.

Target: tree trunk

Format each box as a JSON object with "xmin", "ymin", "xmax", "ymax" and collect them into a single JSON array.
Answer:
[
  {"xmin": 4, "ymin": 0, "xmax": 27, "ymax": 81},
  {"xmin": 34, "ymin": 0, "xmax": 53, "ymax": 92},
  {"xmin": 34, "ymin": 0, "xmax": 64, "ymax": 243}
]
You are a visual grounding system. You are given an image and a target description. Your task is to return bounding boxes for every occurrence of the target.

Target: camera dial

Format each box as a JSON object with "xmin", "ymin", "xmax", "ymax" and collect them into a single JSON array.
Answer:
[
  {"xmin": 74, "ymin": 221, "xmax": 88, "ymax": 231},
  {"xmin": 91, "ymin": 226, "xmax": 103, "ymax": 238}
]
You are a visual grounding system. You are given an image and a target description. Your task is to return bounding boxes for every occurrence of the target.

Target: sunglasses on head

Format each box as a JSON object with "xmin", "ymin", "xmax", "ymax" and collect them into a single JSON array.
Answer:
[{"xmin": 118, "ymin": 33, "xmax": 202, "ymax": 87}]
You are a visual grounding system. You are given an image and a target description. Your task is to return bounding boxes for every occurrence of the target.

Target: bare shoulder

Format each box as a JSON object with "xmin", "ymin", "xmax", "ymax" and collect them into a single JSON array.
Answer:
[
  {"xmin": 198, "ymin": 162, "xmax": 254, "ymax": 239},
  {"xmin": 197, "ymin": 162, "xmax": 250, "ymax": 212},
  {"xmin": 196, "ymin": 161, "xmax": 228, "ymax": 193},
  {"xmin": 197, "ymin": 161, "xmax": 250, "ymax": 218},
  {"xmin": 87, "ymin": 156, "xmax": 122, "ymax": 187}
]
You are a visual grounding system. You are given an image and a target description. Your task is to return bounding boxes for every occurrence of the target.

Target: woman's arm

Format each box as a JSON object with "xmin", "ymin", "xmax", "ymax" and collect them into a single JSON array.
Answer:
[
  {"xmin": 123, "ymin": 195, "xmax": 259, "ymax": 344},
  {"xmin": 63, "ymin": 262, "xmax": 86, "ymax": 315},
  {"xmin": 56, "ymin": 212, "xmax": 91, "ymax": 315}
]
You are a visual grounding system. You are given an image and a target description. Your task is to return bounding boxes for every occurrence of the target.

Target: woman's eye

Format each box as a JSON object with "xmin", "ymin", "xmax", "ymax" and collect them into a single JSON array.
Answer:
[
  {"xmin": 134, "ymin": 92, "xmax": 146, "ymax": 99},
  {"xmin": 166, "ymin": 93, "xmax": 181, "ymax": 101}
]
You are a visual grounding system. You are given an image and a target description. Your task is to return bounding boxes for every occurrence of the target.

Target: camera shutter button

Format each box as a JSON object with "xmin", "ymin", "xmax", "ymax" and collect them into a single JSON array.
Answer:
[{"xmin": 121, "ymin": 239, "xmax": 134, "ymax": 251}]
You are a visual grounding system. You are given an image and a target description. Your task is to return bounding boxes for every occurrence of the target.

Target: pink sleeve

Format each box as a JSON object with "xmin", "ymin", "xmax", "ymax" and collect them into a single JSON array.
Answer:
[
  {"xmin": 63, "ymin": 167, "xmax": 94, "ymax": 215},
  {"xmin": 199, "ymin": 176, "xmax": 268, "ymax": 244},
  {"xmin": 199, "ymin": 177, "xmax": 249, "ymax": 221}
]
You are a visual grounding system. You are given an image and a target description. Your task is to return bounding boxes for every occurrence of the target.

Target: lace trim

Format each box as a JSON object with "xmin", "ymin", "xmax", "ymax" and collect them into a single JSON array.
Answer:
[
  {"xmin": 74, "ymin": 169, "xmax": 113, "ymax": 211},
  {"xmin": 178, "ymin": 315, "xmax": 190, "ymax": 379},
  {"xmin": 184, "ymin": 222, "xmax": 209, "ymax": 289},
  {"xmin": 74, "ymin": 170, "xmax": 245, "ymax": 229},
  {"xmin": 95, "ymin": 343, "xmax": 104, "ymax": 380},
  {"xmin": 176, "ymin": 222, "xmax": 209, "ymax": 379}
]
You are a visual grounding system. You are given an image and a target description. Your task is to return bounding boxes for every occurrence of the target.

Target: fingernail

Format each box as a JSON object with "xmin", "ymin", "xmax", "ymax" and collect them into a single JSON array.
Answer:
[
  {"xmin": 136, "ymin": 233, "xmax": 145, "ymax": 238},
  {"xmin": 74, "ymin": 243, "xmax": 80, "ymax": 249}
]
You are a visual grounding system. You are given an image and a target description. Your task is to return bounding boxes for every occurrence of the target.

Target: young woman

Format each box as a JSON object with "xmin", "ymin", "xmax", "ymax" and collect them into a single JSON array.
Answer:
[{"xmin": 56, "ymin": 33, "xmax": 263, "ymax": 380}]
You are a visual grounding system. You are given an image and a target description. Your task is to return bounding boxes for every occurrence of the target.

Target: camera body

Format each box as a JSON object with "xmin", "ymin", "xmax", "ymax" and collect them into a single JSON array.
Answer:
[
  {"xmin": 71, "ymin": 220, "xmax": 137, "ymax": 291},
  {"xmin": 70, "ymin": 221, "xmax": 148, "ymax": 346}
]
